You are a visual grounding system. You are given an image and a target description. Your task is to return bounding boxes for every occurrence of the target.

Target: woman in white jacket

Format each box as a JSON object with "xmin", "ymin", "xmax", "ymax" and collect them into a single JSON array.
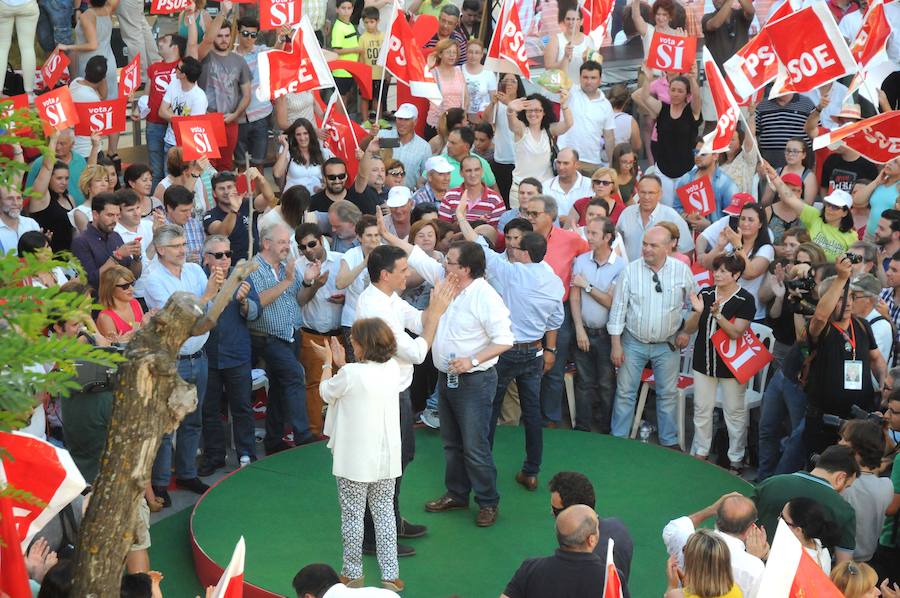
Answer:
[{"xmin": 314, "ymin": 317, "xmax": 404, "ymax": 593}]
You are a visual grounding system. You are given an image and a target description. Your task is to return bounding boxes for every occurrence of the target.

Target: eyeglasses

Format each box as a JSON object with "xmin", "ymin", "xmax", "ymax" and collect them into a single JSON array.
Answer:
[
  {"xmin": 387, "ymin": 170, "xmax": 405, "ymax": 177},
  {"xmin": 785, "ymin": 149, "xmax": 804, "ymax": 155},
  {"xmin": 240, "ymin": 30, "xmax": 259, "ymax": 38},
  {"xmin": 326, "ymin": 173, "xmax": 348, "ymax": 181},
  {"xmin": 523, "ymin": 210, "xmax": 542, "ymax": 218},
  {"xmin": 652, "ymin": 271, "xmax": 662, "ymax": 293},
  {"xmin": 592, "ymin": 180, "xmax": 613, "ymax": 186},
  {"xmin": 301, "ymin": 240, "xmax": 319, "ymax": 249},
  {"xmin": 116, "ymin": 281, "xmax": 134, "ymax": 289},
  {"xmin": 206, "ymin": 250, "xmax": 233, "ymax": 259},
  {"xmin": 161, "ymin": 242, "xmax": 187, "ymax": 249}
]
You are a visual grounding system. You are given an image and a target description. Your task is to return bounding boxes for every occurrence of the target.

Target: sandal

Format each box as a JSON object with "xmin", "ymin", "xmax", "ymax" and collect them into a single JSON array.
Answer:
[{"xmin": 146, "ymin": 496, "xmax": 165, "ymax": 513}]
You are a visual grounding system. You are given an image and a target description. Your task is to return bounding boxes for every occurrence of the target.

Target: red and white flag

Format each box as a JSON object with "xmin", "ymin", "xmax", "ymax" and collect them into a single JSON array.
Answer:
[
  {"xmin": 150, "ymin": 0, "xmax": 190, "ymax": 14},
  {"xmin": 766, "ymin": 3, "xmax": 857, "ymax": 97},
  {"xmin": 646, "ymin": 31, "xmax": 697, "ymax": 73},
  {"xmin": 0, "ymin": 496, "xmax": 30, "ymax": 598},
  {"xmin": 35, "ymin": 85, "xmax": 79, "ymax": 135},
  {"xmin": 0, "ymin": 432, "xmax": 87, "ymax": 549},
  {"xmin": 485, "ymin": 0, "xmax": 531, "ymax": 78},
  {"xmin": 813, "ymin": 110, "xmax": 900, "ymax": 164},
  {"xmin": 260, "ymin": 0, "xmax": 302, "ymax": 31},
  {"xmin": 256, "ymin": 16, "xmax": 334, "ymax": 102},
  {"xmin": 849, "ymin": 0, "xmax": 892, "ymax": 68},
  {"xmin": 712, "ymin": 325, "xmax": 773, "ymax": 384},
  {"xmin": 41, "ymin": 48, "xmax": 69, "ymax": 90},
  {"xmin": 701, "ymin": 47, "xmax": 742, "ymax": 154},
  {"xmin": 210, "ymin": 536, "xmax": 245, "ymax": 598},
  {"xmin": 379, "ymin": 8, "xmax": 442, "ymax": 103},
  {"xmin": 602, "ymin": 538, "xmax": 624, "ymax": 598},
  {"xmin": 691, "ymin": 262, "xmax": 713, "ymax": 288},
  {"xmin": 319, "ymin": 94, "xmax": 367, "ymax": 183},
  {"xmin": 757, "ymin": 519, "xmax": 844, "ymax": 598},
  {"xmin": 118, "ymin": 54, "xmax": 141, "ymax": 98},
  {"xmin": 581, "ymin": 0, "xmax": 614, "ymax": 47}
]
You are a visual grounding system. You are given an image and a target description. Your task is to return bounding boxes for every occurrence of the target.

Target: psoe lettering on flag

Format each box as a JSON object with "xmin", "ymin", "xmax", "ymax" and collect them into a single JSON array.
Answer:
[
  {"xmin": 150, "ymin": 0, "xmax": 190, "ymax": 15},
  {"xmin": 485, "ymin": 0, "xmax": 531, "ymax": 78},
  {"xmin": 701, "ymin": 46, "xmax": 741, "ymax": 155},
  {"xmin": 813, "ymin": 110, "xmax": 900, "ymax": 164},
  {"xmin": 256, "ymin": 16, "xmax": 334, "ymax": 102},
  {"xmin": 378, "ymin": 8, "xmax": 442, "ymax": 103}
]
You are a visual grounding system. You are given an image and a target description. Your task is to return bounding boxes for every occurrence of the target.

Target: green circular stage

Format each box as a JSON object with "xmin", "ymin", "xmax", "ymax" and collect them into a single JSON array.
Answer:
[{"xmin": 189, "ymin": 427, "xmax": 751, "ymax": 597}]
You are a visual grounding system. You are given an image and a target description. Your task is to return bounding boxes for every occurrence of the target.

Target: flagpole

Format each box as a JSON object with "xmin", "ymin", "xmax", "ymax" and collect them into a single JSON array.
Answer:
[
  {"xmin": 374, "ymin": 2, "xmax": 397, "ymax": 124},
  {"xmin": 245, "ymin": 152, "xmax": 253, "ymax": 261},
  {"xmin": 335, "ymin": 88, "xmax": 361, "ymax": 151}
]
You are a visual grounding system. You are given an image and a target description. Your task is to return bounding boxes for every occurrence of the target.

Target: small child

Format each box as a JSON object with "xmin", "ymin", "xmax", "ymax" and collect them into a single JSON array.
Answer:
[
  {"xmin": 358, "ymin": 6, "xmax": 389, "ymax": 128},
  {"xmin": 330, "ymin": 0, "xmax": 359, "ymax": 107}
]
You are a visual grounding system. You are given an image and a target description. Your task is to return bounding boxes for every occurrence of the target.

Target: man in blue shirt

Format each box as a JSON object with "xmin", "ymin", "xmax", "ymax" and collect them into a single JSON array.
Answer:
[
  {"xmin": 199, "ymin": 234, "xmax": 261, "ymax": 476},
  {"xmin": 674, "ymin": 139, "xmax": 738, "ymax": 232}
]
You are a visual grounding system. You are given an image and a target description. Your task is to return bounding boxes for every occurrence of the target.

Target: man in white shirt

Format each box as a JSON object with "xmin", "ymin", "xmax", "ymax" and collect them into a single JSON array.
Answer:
[
  {"xmin": 114, "ymin": 189, "xmax": 156, "ymax": 301},
  {"xmin": 851, "ymin": 273, "xmax": 895, "ymax": 366},
  {"xmin": 159, "ymin": 56, "xmax": 208, "ymax": 151},
  {"xmin": 542, "ymin": 149, "xmax": 593, "ymax": 218},
  {"xmin": 68, "ymin": 55, "xmax": 107, "ymax": 159},
  {"xmin": 355, "ymin": 243, "xmax": 455, "ymax": 555},
  {"xmin": 380, "ymin": 214, "xmax": 514, "ymax": 528},
  {"xmin": 616, "ymin": 175, "xmax": 694, "ymax": 262},
  {"xmin": 662, "ymin": 493, "xmax": 767, "ymax": 598},
  {"xmin": 555, "ymin": 60, "xmax": 617, "ymax": 172},
  {"xmin": 0, "ymin": 184, "xmax": 39, "ymax": 255}
]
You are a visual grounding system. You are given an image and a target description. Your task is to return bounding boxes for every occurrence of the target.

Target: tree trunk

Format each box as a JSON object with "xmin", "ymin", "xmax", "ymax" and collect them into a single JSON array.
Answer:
[{"xmin": 70, "ymin": 261, "xmax": 257, "ymax": 597}]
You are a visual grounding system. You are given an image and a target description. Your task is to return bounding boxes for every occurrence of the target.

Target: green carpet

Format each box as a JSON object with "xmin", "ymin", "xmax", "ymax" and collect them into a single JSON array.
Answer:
[{"xmin": 162, "ymin": 427, "xmax": 751, "ymax": 597}]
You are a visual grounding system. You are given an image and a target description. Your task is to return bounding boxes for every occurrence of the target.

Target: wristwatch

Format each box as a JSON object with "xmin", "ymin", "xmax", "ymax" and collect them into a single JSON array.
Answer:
[
  {"xmin": 471, "ymin": 357, "xmax": 480, "ymax": 368},
  {"xmin": 302, "ymin": 279, "xmax": 314, "ymax": 288},
  {"xmin": 584, "ymin": 284, "xmax": 593, "ymax": 293}
]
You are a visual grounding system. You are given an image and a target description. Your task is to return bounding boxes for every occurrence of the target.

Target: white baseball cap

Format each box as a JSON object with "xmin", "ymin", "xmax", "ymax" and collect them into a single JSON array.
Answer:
[
  {"xmin": 394, "ymin": 103, "xmax": 419, "ymax": 120},
  {"xmin": 386, "ymin": 186, "xmax": 413, "ymax": 208},
  {"xmin": 425, "ymin": 155, "xmax": 454, "ymax": 174},
  {"xmin": 823, "ymin": 189, "xmax": 852, "ymax": 209}
]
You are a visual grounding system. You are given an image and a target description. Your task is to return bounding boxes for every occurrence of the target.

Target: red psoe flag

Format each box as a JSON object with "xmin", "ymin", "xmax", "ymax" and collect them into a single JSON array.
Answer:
[
  {"xmin": 813, "ymin": 110, "xmax": 900, "ymax": 164},
  {"xmin": 41, "ymin": 48, "xmax": 70, "ymax": 89},
  {"xmin": 712, "ymin": 325, "xmax": 774, "ymax": 384},
  {"xmin": 74, "ymin": 99, "xmax": 127, "ymax": 136},
  {"xmin": 701, "ymin": 47, "xmax": 742, "ymax": 154},
  {"xmin": 378, "ymin": 9, "xmax": 442, "ymax": 103},
  {"xmin": 757, "ymin": 519, "xmax": 844, "ymax": 598},
  {"xmin": 675, "ymin": 175, "xmax": 715, "ymax": 216},
  {"xmin": 319, "ymin": 94, "xmax": 368, "ymax": 183},
  {"xmin": 176, "ymin": 118, "xmax": 221, "ymax": 161},
  {"xmin": 256, "ymin": 16, "xmax": 334, "ymax": 102},
  {"xmin": 602, "ymin": 538, "xmax": 624, "ymax": 598},
  {"xmin": 260, "ymin": 0, "xmax": 302, "ymax": 31},
  {"xmin": 210, "ymin": 536, "xmax": 245, "ymax": 598},
  {"xmin": 849, "ymin": 0, "xmax": 892, "ymax": 69},
  {"xmin": 485, "ymin": 0, "xmax": 531, "ymax": 78},
  {"xmin": 0, "ymin": 497, "xmax": 30, "ymax": 598},
  {"xmin": 36, "ymin": 86, "xmax": 79, "ymax": 135},
  {"xmin": 581, "ymin": 0, "xmax": 614, "ymax": 47},
  {"xmin": 150, "ymin": 0, "xmax": 190, "ymax": 14},
  {"xmin": 645, "ymin": 31, "xmax": 697, "ymax": 73},
  {"xmin": 118, "ymin": 54, "xmax": 141, "ymax": 98}
]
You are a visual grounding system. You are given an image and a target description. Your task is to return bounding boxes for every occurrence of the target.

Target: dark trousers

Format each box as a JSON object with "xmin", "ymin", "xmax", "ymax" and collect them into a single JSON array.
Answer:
[
  {"xmin": 572, "ymin": 327, "xmax": 616, "ymax": 433},
  {"xmin": 202, "ymin": 361, "xmax": 256, "ymax": 462},
  {"xmin": 491, "ymin": 161, "xmax": 515, "ymax": 208},
  {"xmin": 250, "ymin": 334, "xmax": 311, "ymax": 451},
  {"xmin": 540, "ymin": 302, "xmax": 573, "ymax": 424},
  {"xmin": 488, "ymin": 347, "xmax": 543, "ymax": 475}
]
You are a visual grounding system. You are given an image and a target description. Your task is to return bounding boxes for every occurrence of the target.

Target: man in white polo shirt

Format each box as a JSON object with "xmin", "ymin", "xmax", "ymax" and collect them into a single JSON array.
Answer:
[
  {"xmin": 556, "ymin": 60, "xmax": 617, "ymax": 174},
  {"xmin": 379, "ymin": 103, "xmax": 433, "ymax": 190},
  {"xmin": 542, "ymin": 148, "xmax": 593, "ymax": 218},
  {"xmin": 0, "ymin": 185, "xmax": 39, "ymax": 255}
]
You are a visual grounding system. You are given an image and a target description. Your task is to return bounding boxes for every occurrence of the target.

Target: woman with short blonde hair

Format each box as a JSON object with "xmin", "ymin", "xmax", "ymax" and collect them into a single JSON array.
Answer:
[
  {"xmin": 666, "ymin": 529, "xmax": 740, "ymax": 598},
  {"xmin": 71, "ymin": 164, "xmax": 111, "ymax": 232}
]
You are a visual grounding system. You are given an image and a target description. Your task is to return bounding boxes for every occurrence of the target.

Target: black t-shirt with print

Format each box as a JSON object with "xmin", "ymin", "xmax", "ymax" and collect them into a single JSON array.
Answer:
[{"xmin": 692, "ymin": 286, "xmax": 757, "ymax": 379}]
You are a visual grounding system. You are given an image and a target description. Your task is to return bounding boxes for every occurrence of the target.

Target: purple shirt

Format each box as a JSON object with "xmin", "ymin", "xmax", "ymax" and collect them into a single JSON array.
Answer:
[{"xmin": 71, "ymin": 223, "xmax": 130, "ymax": 289}]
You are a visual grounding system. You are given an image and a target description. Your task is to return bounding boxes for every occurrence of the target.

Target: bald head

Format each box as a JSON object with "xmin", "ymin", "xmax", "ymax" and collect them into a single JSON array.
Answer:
[
  {"xmin": 716, "ymin": 495, "xmax": 758, "ymax": 538},
  {"xmin": 555, "ymin": 504, "xmax": 599, "ymax": 552},
  {"xmin": 641, "ymin": 225, "xmax": 672, "ymax": 267}
]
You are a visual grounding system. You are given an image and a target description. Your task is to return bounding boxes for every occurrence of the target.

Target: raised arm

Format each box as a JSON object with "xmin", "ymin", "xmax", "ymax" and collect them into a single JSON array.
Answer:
[
  {"xmin": 549, "ymin": 88, "xmax": 573, "ymax": 137},
  {"xmin": 631, "ymin": 0, "xmax": 649, "ymax": 38},
  {"xmin": 688, "ymin": 63, "xmax": 702, "ymax": 120},
  {"xmin": 632, "ymin": 65, "xmax": 662, "ymax": 118},
  {"xmin": 505, "ymin": 97, "xmax": 527, "ymax": 140},
  {"xmin": 760, "ymin": 160, "xmax": 806, "ymax": 215}
]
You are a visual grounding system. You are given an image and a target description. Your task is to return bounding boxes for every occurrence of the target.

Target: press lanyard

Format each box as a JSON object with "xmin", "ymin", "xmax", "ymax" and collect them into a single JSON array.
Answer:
[{"xmin": 831, "ymin": 321, "xmax": 856, "ymax": 359}]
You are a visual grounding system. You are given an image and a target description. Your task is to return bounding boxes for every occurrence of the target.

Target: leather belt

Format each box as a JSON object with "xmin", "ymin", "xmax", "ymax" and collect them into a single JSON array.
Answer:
[
  {"xmin": 512, "ymin": 340, "xmax": 542, "ymax": 350},
  {"xmin": 302, "ymin": 327, "xmax": 342, "ymax": 337},
  {"xmin": 178, "ymin": 350, "xmax": 204, "ymax": 361}
]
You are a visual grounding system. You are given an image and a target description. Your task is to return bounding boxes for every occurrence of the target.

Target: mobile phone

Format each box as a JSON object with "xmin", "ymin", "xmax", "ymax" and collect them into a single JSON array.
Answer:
[
  {"xmin": 368, "ymin": 111, "xmax": 377, "ymax": 122},
  {"xmin": 134, "ymin": 236, "xmax": 142, "ymax": 242},
  {"xmin": 728, "ymin": 216, "xmax": 739, "ymax": 231},
  {"xmin": 380, "ymin": 138, "xmax": 401, "ymax": 148}
]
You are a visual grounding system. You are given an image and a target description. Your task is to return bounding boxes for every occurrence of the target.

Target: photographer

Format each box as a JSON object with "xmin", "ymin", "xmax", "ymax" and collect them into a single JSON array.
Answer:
[
  {"xmin": 803, "ymin": 255, "xmax": 886, "ymax": 457},
  {"xmin": 871, "ymin": 389, "xmax": 900, "ymax": 583}
]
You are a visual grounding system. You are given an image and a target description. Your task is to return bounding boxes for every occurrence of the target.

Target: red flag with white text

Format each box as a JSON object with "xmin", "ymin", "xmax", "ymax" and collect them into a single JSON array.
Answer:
[
  {"xmin": 485, "ymin": 0, "xmax": 531, "ymax": 78},
  {"xmin": 757, "ymin": 519, "xmax": 844, "ymax": 598},
  {"xmin": 701, "ymin": 47, "xmax": 741, "ymax": 154},
  {"xmin": 319, "ymin": 94, "xmax": 367, "ymax": 183},
  {"xmin": 378, "ymin": 9, "xmax": 442, "ymax": 102},
  {"xmin": 36, "ymin": 86, "xmax": 79, "ymax": 135},
  {"xmin": 712, "ymin": 325, "xmax": 773, "ymax": 384},
  {"xmin": 676, "ymin": 175, "xmax": 715, "ymax": 216},
  {"xmin": 813, "ymin": 110, "xmax": 900, "ymax": 164},
  {"xmin": 41, "ymin": 48, "xmax": 69, "ymax": 89},
  {"xmin": 259, "ymin": 0, "xmax": 302, "ymax": 30},
  {"xmin": 256, "ymin": 16, "xmax": 334, "ymax": 102},
  {"xmin": 646, "ymin": 31, "xmax": 697, "ymax": 73},
  {"xmin": 175, "ymin": 118, "xmax": 221, "ymax": 161},
  {"xmin": 691, "ymin": 262, "xmax": 713, "ymax": 288},
  {"xmin": 210, "ymin": 537, "xmax": 245, "ymax": 598},
  {"xmin": 150, "ymin": 0, "xmax": 190, "ymax": 14},
  {"xmin": 74, "ymin": 99, "xmax": 127, "ymax": 136},
  {"xmin": 118, "ymin": 54, "xmax": 141, "ymax": 98},
  {"xmin": 602, "ymin": 538, "xmax": 624, "ymax": 598},
  {"xmin": 849, "ymin": 0, "xmax": 892, "ymax": 69},
  {"xmin": 581, "ymin": 0, "xmax": 614, "ymax": 47}
]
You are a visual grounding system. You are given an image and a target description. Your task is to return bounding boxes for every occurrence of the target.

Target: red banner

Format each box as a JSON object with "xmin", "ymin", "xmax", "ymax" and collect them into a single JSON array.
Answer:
[
  {"xmin": 260, "ymin": 0, "xmax": 302, "ymax": 30},
  {"xmin": 175, "ymin": 118, "xmax": 221, "ymax": 161},
  {"xmin": 676, "ymin": 175, "xmax": 714, "ymax": 216},
  {"xmin": 712, "ymin": 326, "xmax": 773, "ymax": 384},
  {"xmin": 173, "ymin": 112, "xmax": 226, "ymax": 147},
  {"xmin": 41, "ymin": 48, "xmax": 69, "ymax": 89},
  {"xmin": 645, "ymin": 32, "xmax": 697, "ymax": 73},
  {"xmin": 118, "ymin": 54, "xmax": 141, "ymax": 98},
  {"xmin": 381, "ymin": 10, "xmax": 442, "ymax": 102},
  {"xmin": 813, "ymin": 110, "xmax": 900, "ymax": 164},
  {"xmin": 701, "ymin": 47, "xmax": 741, "ymax": 154},
  {"xmin": 319, "ymin": 94, "xmax": 367, "ymax": 184},
  {"xmin": 581, "ymin": 0, "xmax": 614, "ymax": 47},
  {"xmin": 849, "ymin": 0, "xmax": 891, "ymax": 68},
  {"xmin": 36, "ymin": 86, "xmax": 79, "ymax": 135},
  {"xmin": 485, "ymin": 0, "xmax": 531, "ymax": 78},
  {"xmin": 691, "ymin": 262, "xmax": 712, "ymax": 288},
  {"xmin": 74, "ymin": 98, "xmax": 127, "ymax": 136},
  {"xmin": 256, "ymin": 16, "xmax": 334, "ymax": 102},
  {"xmin": 150, "ymin": 0, "xmax": 190, "ymax": 14}
]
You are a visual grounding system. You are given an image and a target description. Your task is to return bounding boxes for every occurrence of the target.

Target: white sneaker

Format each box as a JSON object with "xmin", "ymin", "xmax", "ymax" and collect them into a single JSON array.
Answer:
[
  {"xmin": 420, "ymin": 408, "xmax": 440, "ymax": 429},
  {"xmin": 239, "ymin": 455, "xmax": 251, "ymax": 467}
]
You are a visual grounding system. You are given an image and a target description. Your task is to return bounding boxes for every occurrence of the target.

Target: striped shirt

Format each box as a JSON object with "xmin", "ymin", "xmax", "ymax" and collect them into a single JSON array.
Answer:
[
  {"xmin": 248, "ymin": 254, "xmax": 301, "ymax": 342},
  {"xmin": 880, "ymin": 288, "xmax": 900, "ymax": 343},
  {"xmin": 607, "ymin": 257, "xmax": 698, "ymax": 343},
  {"xmin": 424, "ymin": 27, "xmax": 469, "ymax": 65},
  {"xmin": 438, "ymin": 186, "xmax": 505, "ymax": 226},
  {"xmin": 754, "ymin": 94, "xmax": 816, "ymax": 167}
]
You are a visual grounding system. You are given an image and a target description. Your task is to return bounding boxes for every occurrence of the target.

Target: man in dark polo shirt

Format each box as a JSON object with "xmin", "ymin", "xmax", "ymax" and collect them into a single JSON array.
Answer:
[
  {"xmin": 309, "ymin": 155, "xmax": 382, "ymax": 216},
  {"xmin": 71, "ymin": 193, "xmax": 142, "ymax": 290},
  {"xmin": 502, "ymin": 504, "xmax": 630, "ymax": 598},
  {"xmin": 202, "ymin": 169, "xmax": 275, "ymax": 260}
]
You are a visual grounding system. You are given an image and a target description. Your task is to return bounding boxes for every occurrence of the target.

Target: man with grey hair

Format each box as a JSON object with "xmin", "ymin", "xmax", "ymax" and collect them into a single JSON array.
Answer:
[
  {"xmin": 423, "ymin": 4, "xmax": 468, "ymax": 65},
  {"xmin": 615, "ymin": 175, "xmax": 693, "ymax": 263},
  {"xmin": 502, "ymin": 504, "xmax": 629, "ymax": 597},
  {"xmin": 144, "ymin": 224, "xmax": 224, "ymax": 504},
  {"xmin": 248, "ymin": 221, "xmax": 315, "ymax": 454},
  {"xmin": 199, "ymin": 234, "xmax": 261, "ymax": 476},
  {"xmin": 850, "ymin": 273, "xmax": 894, "ymax": 370},
  {"xmin": 25, "ymin": 128, "xmax": 88, "ymax": 204},
  {"xmin": 327, "ymin": 199, "xmax": 361, "ymax": 253},
  {"xmin": 663, "ymin": 492, "xmax": 766, "ymax": 597}
]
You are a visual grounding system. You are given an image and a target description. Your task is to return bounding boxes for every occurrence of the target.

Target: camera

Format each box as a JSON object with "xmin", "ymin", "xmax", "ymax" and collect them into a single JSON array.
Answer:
[
  {"xmin": 785, "ymin": 269, "xmax": 818, "ymax": 316},
  {"xmin": 845, "ymin": 252, "xmax": 863, "ymax": 264},
  {"xmin": 822, "ymin": 404, "xmax": 886, "ymax": 430}
]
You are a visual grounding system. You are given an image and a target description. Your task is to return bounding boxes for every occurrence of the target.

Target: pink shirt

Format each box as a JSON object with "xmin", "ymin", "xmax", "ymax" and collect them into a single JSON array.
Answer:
[{"xmin": 544, "ymin": 227, "xmax": 589, "ymax": 301}]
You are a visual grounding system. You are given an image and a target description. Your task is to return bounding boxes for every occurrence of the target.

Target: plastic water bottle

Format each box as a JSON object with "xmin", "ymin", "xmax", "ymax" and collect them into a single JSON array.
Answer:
[
  {"xmin": 239, "ymin": 455, "xmax": 251, "ymax": 468},
  {"xmin": 447, "ymin": 352, "xmax": 459, "ymax": 389},
  {"xmin": 639, "ymin": 420, "xmax": 652, "ymax": 443}
]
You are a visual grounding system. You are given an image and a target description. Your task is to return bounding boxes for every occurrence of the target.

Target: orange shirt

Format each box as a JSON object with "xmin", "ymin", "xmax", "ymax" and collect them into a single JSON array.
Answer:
[{"xmin": 544, "ymin": 227, "xmax": 589, "ymax": 302}]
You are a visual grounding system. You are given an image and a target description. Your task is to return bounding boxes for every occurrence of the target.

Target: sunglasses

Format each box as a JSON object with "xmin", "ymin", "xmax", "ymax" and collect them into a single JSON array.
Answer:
[
  {"xmin": 116, "ymin": 281, "xmax": 135, "ymax": 290},
  {"xmin": 388, "ymin": 170, "xmax": 405, "ymax": 177},
  {"xmin": 240, "ymin": 30, "xmax": 259, "ymax": 38},
  {"xmin": 523, "ymin": 210, "xmax": 543, "ymax": 218},
  {"xmin": 326, "ymin": 173, "xmax": 348, "ymax": 181},
  {"xmin": 301, "ymin": 240, "xmax": 319, "ymax": 249},
  {"xmin": 652, "ymin": 272, "xmax": 662, "ymax": 293},
  {"xmin": 207, "ymin": 250, "xmax": 233, "ymax": 259},
  {"xmin": 592, "ymin": 180, "xmax": 613, "ymax": 186}
]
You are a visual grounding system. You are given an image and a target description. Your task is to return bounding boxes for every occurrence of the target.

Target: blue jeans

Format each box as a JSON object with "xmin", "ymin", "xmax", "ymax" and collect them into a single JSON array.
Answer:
[
  {"xmin": 610, "ymin": 333, "xmax": 680, "ymax": 446},
  {"xmin": 236, "ymin": 117, "xmax": 270, "ymax": 165},
  {"xmin": 489, "ymin": 347, "xmax": 543, "ymax": 475},
  {"xmin": 250, "ymin": 334, "xmax": 311, "ymax": 451},
  {"xmin": 776, "ymin": 419, "xmax": 810, "ymax": 475},
  {"xmin": 202, "ymin": 361, "xmax": 256, "ymax": 462},
  {"xmin": 146, "ymin": 123, "xmax": 167, "ymax": 192},
  {"xmin": 757, "ymin": 370, "xmax": 807, "ymax": 481},
  {"xmin": 36, "ymin": 0, "xmax": 72, "ymax": 53},
  {"xmin": 540, "ymin": 303, "xmax": 573, "ymax": 424},
  {"xmin": 152, "ymin": 352, "xmax": 208, "ymax": 486},
  {"xmin": 573, "ymin": 327, "xmax": 617, "ymax": 433},
  {"xmin": 438, "ymin": 368, "xmax": 499, "ymax": 507}
]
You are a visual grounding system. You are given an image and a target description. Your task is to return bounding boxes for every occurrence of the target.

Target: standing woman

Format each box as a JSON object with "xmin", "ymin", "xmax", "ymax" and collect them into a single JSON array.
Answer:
[
  {"xmin": 153, "ymin": 147, "xmax": 208, "ymax": 213},
  {"xmin": 425, "ymin": 40, "xmax": 469, "ymax": 141},
  {"xmin": 507, "ymin": 91, "xmax": 573, "ymax": 208},
  {"xmin": 484, "ymin": 73, "xmax": 526, "ymax": 207},
  {"xmin": 543, "ymin": 8, "xmax": 595, "ymax": 83},
  {"xmin": 29, "ymin": 155, "xmax": 75, "ymax": 254},
  {"xmin": 719, "ymin": 124, "xmax": 758, "ymax": 197},
  {"xmin": 313, "ymin": 318, "xmax": 403, "ymax": 592},
  {"xmin": 462, "ymin": 40, "xmax": 496, "ymax": 124},
  {"xmin": 611, "ymin": 143, "xmax": 640, "ymax": 203},
  {"xmin": 0, "ymin": 0, "xmax": 38, "ymax": 97},
  {"xmin": 683, "ymin": 254, "xmax": 756, "ymax": 473},
  {"xmin": 608, "ymin": 84, "xmax": 642, "ymax": 149},
  {"xmin": 124, "ymin": 163, "xmax": 162, "ymax": 219},
  {"xmin": 273, "ymin": 118, "xmax": 332, "ymax": 194},
  {"xmin": 760, "ymin": 137, "xmax": 817, "ymax": 205},
  {"xmin": 177, "ymin": 0, "xmax": 212, "ymax": 44},
  {"xmin": 96, "ymin": 265, "xmax": 144, "ymax": 343},
  {"xmin": 632, "ymin": 63, "xmax": 702, "ymax": 203}
]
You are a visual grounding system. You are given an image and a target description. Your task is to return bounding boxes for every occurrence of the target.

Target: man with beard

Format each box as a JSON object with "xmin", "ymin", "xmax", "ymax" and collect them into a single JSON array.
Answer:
[
  {"xmin": 873, "ymin": 209, "xmax": 900, "ymax": 271},
  {"xmin": 0, "ymin": 185, "xmax": 40, "ymax": 255}
]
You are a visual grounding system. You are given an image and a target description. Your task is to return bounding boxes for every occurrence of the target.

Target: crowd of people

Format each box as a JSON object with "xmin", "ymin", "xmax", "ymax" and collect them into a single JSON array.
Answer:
[{"xmin": 6, "ymin": 0, "xmax": 900, "ymax": 594}]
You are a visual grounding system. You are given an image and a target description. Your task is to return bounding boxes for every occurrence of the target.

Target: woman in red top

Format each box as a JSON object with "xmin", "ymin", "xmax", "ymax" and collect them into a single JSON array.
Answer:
[
  {"xmin": 96, "ymin": 265, "xmax": 144, "ymax": 342},
  {"xmin": 566, "ymin": 167, "xmax": 626, "ymax": 228}
]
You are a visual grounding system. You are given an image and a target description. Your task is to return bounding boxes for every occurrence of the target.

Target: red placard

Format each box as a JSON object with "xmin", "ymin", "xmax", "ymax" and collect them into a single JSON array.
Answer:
[
  {"xmin": 175, "ymin": 118, "xmax": 221, "ymax": 161},
  {"xmin": 0, "ymin": 93, "xmax": 32, "ymax": 133},
  {"xmin": 260, "ymin": 0, "xmax": 301, "ymax": 30},
  {"xmin": 118, "ymin": 54, "xmax": 141, "ymax": 98},
  {"xmin": 74, "ymin": 99, "xmax": 127, "ymax": 136},
  {"xmin": 41, "ymin": 48, "xmax": 70, "ymax": 89},
  {"xmin": 35, "ymin": 86, "xmax": 79, "ymax": 135},
  {"xmin": 676, "ymin": 175, "xmax": 714, "ymax": 216},
  {"xmin": 711, "ymin": 325, "xmax": 773, "ymax": 384},
  {"xmin": 172, "ymin": 112, "xmax": 226, "ymax": 147},
  {"xmin": 691, "ymin": 262, "xmax": 712, "ymax": 288},
  {"xmin": 150, "ymin": 0, "xmax": 190, "ymax": 14},
  {"xmin": 646, "ymin": 31, "xmax": 697, "ymax": 73}
]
